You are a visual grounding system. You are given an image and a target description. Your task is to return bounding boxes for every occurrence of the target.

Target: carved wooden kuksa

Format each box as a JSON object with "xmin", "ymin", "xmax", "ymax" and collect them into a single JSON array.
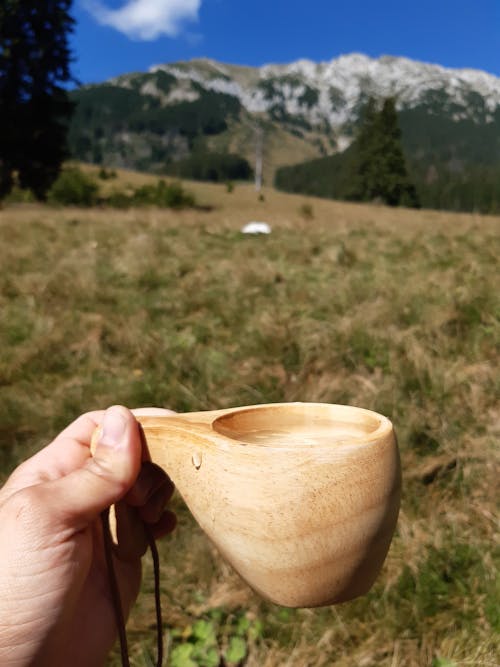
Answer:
[{"xmin": 95, "ymin": 403, "xmax": 401, "ymax": 608}]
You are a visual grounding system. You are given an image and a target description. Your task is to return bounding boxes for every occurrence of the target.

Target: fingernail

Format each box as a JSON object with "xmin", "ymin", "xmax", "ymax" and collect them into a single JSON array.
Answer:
[{"xmin": 100, "ymin": 407, "xmax": 127, "ymax": 448}]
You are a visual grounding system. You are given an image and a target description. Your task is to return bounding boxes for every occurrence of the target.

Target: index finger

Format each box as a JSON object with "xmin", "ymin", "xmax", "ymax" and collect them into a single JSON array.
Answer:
[
  {"xmin": 3, "ymin": 408, "xmax": 176, "ymax": 493},
  {"xmin": 1, "ymin": 411, "xmax": 106, "ymax": 496}
]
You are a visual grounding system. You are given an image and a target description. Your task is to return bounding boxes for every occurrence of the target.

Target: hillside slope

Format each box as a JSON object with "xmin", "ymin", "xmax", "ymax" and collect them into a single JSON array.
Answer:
[
  {"xmin": 68, "ymin": 54, "xmax": 500, "ymax": 209},
  {"xmin": 2, "ymin": 187, "xmax": 498, "ymax": 664}
]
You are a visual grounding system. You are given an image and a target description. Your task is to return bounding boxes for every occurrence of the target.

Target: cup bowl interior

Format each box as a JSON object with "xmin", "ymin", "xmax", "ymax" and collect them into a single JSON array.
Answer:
[{"xmin": 212, "ymin": 403, "xmax": 387, "ymax": 447}]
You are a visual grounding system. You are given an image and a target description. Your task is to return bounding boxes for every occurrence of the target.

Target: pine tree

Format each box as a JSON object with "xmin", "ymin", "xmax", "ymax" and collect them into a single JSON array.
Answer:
[
  {"xmin": 0, "ymin": 1, "xmax": 75, "ymax": 199},
  {"xmin": 376, "ymin": 98, "xmax": 419, "ymax": 207},
  {"xmin": 345, "ymin": 97, "xmax": 379, "ymax": 202},
  {"xmin": 347, "ymin": 97, "xmax": 420, "ymax": 208}
]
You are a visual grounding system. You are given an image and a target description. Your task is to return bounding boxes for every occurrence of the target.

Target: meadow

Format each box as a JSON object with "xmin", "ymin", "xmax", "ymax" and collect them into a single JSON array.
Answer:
[{"xmin": 0, "ymin": 173, "xmax": 498, "ymax": 666}]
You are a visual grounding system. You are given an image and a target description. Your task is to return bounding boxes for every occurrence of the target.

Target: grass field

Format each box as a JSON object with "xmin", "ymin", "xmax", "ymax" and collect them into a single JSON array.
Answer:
[{"xmin": 0, "ymin": 175, "xmax": 498, "ymax": 666}]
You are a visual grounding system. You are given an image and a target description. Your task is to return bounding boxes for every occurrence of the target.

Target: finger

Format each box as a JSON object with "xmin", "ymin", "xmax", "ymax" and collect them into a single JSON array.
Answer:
[
  {"xmin": 44, "ymin": 406, "xmax": 142, "ymax": 528},
  {"xmin": 42, "ymin": 410, "xmax": 106, "ymax": 470},
  {"xmin": 53, "ymin": 408, "xmax": 174, "ymax": 442},
  {"xmin": 2, "ymin": 411, "xmax": 106, "ymax": 495},
  {"xmin": 112, "ymin": 500, "xmax": 148, "ymax": 561},
  {"xmin": 6, "ymin": 409, "xmax": 175, "ymax": 492},
  {"xmin": 125, "ymin": 463, "xmax": 174, "ymax": 507},
  {"xmin": 54, "ymin": 410, "xmax": 106, "ymax": 444},
  {"xmin": 139, "ymin": 482, "xmax": 175, "ymax": 524},
  {"xmin": 45, "ymin": 408, "xmax": 175, "ymax": 472},
  {"xmin": 1, "ymin": 408, "xmax": 177, "ymax": 506},
  {"xmin": 148, "ymin": 510, "xmax": 177, "ymax": 541}
]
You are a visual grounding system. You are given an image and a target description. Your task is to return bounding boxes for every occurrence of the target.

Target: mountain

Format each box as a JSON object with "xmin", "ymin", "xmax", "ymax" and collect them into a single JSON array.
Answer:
[{"xmin": 68, "ymin": 54, "xmax": 500, "ymax": 211}]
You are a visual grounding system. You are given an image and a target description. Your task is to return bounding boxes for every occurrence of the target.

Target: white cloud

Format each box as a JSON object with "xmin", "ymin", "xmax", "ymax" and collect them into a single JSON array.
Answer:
[{"xmin": 84, "ymin": 0, "xmax": 202, "ymax": 41}]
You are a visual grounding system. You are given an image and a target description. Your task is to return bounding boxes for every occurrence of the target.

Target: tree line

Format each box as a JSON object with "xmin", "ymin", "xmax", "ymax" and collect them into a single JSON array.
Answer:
[
  {"xmin": 0, "ymin": 1, "xmax": 74, "ymax": 199},
  {"xmin": 276, "ymin": 97, "xmax": 420, "ymax": 208},
  {"xmin": 275, "ymin": 97, "xmax": 500, "ymax": 214},
  {"xmin": 2, "ymin": 4, "xmax": 499, "ymax": 214}
]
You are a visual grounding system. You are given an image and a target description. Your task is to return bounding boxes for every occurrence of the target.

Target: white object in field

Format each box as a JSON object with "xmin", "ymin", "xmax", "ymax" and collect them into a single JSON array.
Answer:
[{"xmin": 241, "ymin": 222, "xmax": 271, "ymax": 234}]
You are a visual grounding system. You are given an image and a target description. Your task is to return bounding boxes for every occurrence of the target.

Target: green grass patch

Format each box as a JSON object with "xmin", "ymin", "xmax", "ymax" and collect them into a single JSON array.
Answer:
[{"xmin": 1, "ymin": 196, "xmax": 498, "ymax": 666}]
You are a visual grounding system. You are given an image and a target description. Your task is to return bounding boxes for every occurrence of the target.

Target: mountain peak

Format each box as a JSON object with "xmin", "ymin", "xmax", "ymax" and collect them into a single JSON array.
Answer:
[
  {"xmin": 69, "ymin": 51, "xmax": 500, "ymax": 213},
  {"xmin": 146, "ymin": 53, "xmax": 499, "ymax": 127}
]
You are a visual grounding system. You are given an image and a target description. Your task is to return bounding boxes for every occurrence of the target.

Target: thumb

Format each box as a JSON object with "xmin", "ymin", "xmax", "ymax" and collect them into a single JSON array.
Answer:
[{"xmin": 47, "ymin": 406, "xmax": 142, "ymax": 527}]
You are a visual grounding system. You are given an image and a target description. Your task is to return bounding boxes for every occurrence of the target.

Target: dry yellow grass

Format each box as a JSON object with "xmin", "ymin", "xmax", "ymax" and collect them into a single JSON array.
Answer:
[{"xmin": 0, "ymin": 177, "xmax": 498, "ymax": 666}]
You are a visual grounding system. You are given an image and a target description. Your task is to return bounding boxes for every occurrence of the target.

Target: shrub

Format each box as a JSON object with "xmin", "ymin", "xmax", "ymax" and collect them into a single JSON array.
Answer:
[
  {"xmin": 3, "ymin": 185, "xmax": 36, "ymax": 204},
  {"xmin": 106, "ymin": 190, "xmax": 131, "ymax": 209},
  {"xmin": 98, "ymin": 167, "xmax": 117, "ymax": 180},
  {"xmin": 48, "ymin": 168, "xmax": 99, "ymax": 207},
  {"xmin": 130, "ymin": 180, "xmax": 195, "ymax": 208},
  {"xmin": 299, "ymin": 202, "xmax": 314, "ymax": 219},
  {"xmin": 102, "ymin": 179, "xmax": 195, "ymax": 209},
  {"xmin": 166, "ymin": 152, "xmax": 253, "ymax": 183}
]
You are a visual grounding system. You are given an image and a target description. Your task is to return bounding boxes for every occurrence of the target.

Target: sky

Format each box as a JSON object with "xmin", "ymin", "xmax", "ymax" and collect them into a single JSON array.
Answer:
[{"xmin": 72, "ymin": 0, "xmax": 500, "ymax": 85}]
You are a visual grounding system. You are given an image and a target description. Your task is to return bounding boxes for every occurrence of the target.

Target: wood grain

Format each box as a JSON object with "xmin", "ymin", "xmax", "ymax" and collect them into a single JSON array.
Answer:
[{"xmin": 93, "ymin": 402, "xmax": 401, "ymax": 607}]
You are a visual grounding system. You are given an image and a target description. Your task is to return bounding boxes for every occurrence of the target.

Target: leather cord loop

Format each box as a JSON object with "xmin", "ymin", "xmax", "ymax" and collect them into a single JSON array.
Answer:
[{"xmin": 101, "ymin": 508, "xmax": 163, "ymax": 667}]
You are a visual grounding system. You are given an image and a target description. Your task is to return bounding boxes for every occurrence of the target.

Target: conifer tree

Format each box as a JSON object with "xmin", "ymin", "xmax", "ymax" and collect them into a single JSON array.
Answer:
[
  {"xmin": 347, "ymin": 97, "xmax": 419, "ymax": 207},
  {"xmin": 0, "ymin": 1, "xmax": 75, "ymax": 199},
  {"xmin": 346, "ymin": 97, "xmax": 379, "ymax": 202}
]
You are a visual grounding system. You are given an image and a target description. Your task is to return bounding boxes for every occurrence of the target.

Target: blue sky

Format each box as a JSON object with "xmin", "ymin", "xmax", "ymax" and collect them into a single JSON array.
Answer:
[{"xmin": 72, "ymin": 0, "xmax": 500, "ymax": 84}]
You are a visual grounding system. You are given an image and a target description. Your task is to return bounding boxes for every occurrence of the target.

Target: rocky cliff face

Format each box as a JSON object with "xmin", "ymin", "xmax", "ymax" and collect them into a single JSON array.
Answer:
[
  {"xmin": 147, "ymin": 54, "xmax": 500, "ymax": 130},
  {"xmin": 69, "ymin": 54, "xmax": 500, "ymax": 180}
]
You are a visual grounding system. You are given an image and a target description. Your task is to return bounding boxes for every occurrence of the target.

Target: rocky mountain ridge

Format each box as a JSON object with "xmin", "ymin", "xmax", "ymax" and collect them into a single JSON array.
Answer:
[
  {"xmin": 119, "ymin": 53, "xmax": 500, "ymax": 131},
  {"xmin": 69, "ymin": 53, "xmax": 500, "ymax": 211}
]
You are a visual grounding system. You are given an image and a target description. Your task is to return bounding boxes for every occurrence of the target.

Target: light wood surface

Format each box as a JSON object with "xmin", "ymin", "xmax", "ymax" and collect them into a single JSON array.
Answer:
[{"xmin": 94, "ymin": 403, "xmax": 401, "ymax": 607}]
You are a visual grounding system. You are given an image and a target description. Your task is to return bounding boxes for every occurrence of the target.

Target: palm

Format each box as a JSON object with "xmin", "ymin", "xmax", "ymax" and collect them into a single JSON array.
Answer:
[{"xmin": 57, "ymin": 522, "xmax": 142, "ymax": 666}]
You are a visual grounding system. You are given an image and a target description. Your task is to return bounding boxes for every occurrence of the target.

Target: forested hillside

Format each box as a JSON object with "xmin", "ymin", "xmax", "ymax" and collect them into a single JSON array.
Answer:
[
  {"xmin": 68, "ymin": 78, "xmax": 243, "ymax": 172},
  {"xmin": 276, "ymin": 103, "xmax": 500, "ymax": 213},
  {"xmin": 67, "ymin": 55, "xmax": 500, "ymax": 212}
]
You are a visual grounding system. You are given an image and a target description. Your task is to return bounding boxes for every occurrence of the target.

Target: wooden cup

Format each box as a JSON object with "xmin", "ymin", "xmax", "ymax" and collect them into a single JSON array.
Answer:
[{"xmin": 97, "ymin": 402, "xmax": 401, "ymax": 607}]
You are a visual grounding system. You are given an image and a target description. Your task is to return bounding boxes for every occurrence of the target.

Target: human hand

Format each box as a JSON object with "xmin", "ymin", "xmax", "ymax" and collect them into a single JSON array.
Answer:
[{"xmin": 0, "ymin": 405, "xmax": 176, "ymax": 667}]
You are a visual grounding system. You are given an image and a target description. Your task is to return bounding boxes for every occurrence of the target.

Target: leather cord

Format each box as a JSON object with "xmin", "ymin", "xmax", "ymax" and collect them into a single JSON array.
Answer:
[
  {"xmin": 145, "ymin": 524, "xmax": 164, "ymax": 666},
  {"xmin": 101, "ymin": 508, "xmax": 164, "ymax": 667}
]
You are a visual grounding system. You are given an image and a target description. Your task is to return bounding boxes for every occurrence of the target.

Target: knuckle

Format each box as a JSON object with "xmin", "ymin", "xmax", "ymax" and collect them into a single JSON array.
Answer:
[
  {"xmin": 85, "ymin": 456, "xmax": 115, "ymax": 481},
  {"xmin": 84, "ymin": 457, "xmax": 129, "ymax": 495}
]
